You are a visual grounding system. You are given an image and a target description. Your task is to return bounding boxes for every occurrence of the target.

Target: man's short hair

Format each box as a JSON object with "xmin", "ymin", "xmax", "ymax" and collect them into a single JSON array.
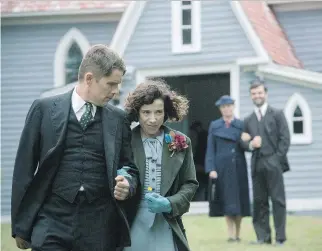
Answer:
[
  {"xmin": 249, "ymin": 78, "xmax": 268, "ymax": 92},
  {"xmin": 78, "ymin": 44, "xmax": 126, "ymax": 81}
]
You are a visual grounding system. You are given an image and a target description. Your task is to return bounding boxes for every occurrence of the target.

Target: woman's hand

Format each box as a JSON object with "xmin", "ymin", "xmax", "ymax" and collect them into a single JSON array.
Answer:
[
  {"xmin": 241, "ymin": 132, "xmax": 251, "ymax": 142},
  {"xmin": 145, "ymin": 193, "xmax": 172, "ymax": 213},
  {"xmin": 209, "ymin": 171, "xmax": 218, "ymax": 179}
]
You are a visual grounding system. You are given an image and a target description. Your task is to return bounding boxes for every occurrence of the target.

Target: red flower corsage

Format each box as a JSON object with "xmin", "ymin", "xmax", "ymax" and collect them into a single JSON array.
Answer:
[{"xmin": 165, "ymin": 131, "xmax": 189, "ymax": 157}]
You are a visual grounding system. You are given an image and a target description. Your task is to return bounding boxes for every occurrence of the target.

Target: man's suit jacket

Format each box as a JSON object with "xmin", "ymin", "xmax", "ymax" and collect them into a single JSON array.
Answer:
[
  {"xmin": 11, "ymin": 90, "xmax": 139, "ymax": 247},
  {"xmin": 243, "ymin": 106, "xmax": 291, "ymax": 175}
]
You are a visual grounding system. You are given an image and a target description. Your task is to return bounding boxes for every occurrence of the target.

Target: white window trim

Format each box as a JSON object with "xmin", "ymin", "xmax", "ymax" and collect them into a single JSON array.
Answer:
[
  {"xmin": 54, "ymin": 28, "xmax": 90, "ymax": 88},
  {"xmin": 284, "ymin": 93, "xmax": 312, "ymax": 145},
  {"xmin": 171, "ymin": 1, "xmax": 201, "ymax": 54}
]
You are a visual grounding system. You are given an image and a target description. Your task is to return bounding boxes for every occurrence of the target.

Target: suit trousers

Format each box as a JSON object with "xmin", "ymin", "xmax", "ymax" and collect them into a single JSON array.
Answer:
[
  {"xmin": 252, "ymin": 154, "xmax": 286, "ymax": 242},
  {"xmin": 31, "ymin": 191, "xmax": 117, "ymax": 251}
]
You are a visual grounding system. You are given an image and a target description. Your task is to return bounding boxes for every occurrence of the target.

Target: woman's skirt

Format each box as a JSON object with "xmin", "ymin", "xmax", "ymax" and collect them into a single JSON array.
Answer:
[{"xmin": 124, "ymin": 200, "xmax": 177, "ymax": 251}]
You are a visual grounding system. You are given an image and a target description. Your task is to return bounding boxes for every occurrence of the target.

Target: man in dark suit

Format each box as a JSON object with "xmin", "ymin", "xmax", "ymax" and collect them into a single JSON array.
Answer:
[
  {"xmin": 241, "ymin": 79, "xmax": 290, "ymax": 246},
  {"xmin": 11, "ymin": 44, "xmax": 139, "ymax": 251}
]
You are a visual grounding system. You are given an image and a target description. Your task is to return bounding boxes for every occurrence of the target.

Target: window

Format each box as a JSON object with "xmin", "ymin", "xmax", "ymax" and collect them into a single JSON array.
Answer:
[
  {"xmin": 182, "ymin": 1, "xmax": 192, "ymax": 45},
  {"xmin": 65, "ymin": 42, "xmax": 83, "ymax": 85},
  {"xmin": 284, "ymin": 93, "xmax": 312, "ymax": 144},
  {"xmin": 171, "ymin": 0, "xmax": 201, "ymax": 53},
  {"xmin": 293, "ymin": 106, "xmax": 304, "ymax": 134},
  {"xmin": 54, "ymin": 28, "xmax": 90, "ymax": 88}
]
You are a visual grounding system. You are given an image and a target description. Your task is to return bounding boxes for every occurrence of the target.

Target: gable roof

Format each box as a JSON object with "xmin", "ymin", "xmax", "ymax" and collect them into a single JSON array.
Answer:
[
  {"xmin": 0, "ymin": 1, "xmax": 309, "ymax": 71},
  {"xmin": 1, "ymin": 1, "xmax": 129, "ymax": 16},
  {"xmin": 111, "ymin": 1, "xmax": 321, "ymax": 88},
  {"xmin": 240, "ymin": 1, "xmax": 303, "ymax": 69},
  {"xmin": 111, "ymin": 1, "xmax": 303, "ymax": 69}
]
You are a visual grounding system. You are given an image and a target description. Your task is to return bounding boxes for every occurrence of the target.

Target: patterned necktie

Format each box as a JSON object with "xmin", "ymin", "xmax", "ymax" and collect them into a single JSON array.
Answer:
[
  {"xmin": 79, "ymin": 102, "xmax": 93, "ymax": 130},
  {"xmin": 258, "ymin": 109, "xmax": 262, "ymax": 121}
]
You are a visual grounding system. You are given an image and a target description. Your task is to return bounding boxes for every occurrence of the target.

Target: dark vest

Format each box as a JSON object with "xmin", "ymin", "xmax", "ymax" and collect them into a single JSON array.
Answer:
[
  {"xmin": 256, "ymin": 115, "xmax": 275, "ymax": 156},
  {"xmin": 52, "ymin": 107, "xmax": 110, "ymax": 203}
]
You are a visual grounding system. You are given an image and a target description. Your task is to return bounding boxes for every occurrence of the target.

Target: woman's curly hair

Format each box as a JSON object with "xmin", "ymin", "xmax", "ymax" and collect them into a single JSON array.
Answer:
[{"xmin": 124, "ymin": 78, "xmax": 189, "ymax": 123}]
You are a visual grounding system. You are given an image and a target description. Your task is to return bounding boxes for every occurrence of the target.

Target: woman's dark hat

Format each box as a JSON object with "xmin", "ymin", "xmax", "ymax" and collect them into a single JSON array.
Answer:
[{"xmin": 215, "ymin": 95, "xmax": 235, "ymax": 107}]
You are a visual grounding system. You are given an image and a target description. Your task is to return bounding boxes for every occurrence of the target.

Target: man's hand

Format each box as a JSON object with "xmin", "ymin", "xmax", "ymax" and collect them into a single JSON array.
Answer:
[
  {"xmin": 15, "ymin": 236, "xmax": 30, "ymax": 249},
  {"xmin": 241, "ymin": 132, "xmax": 251, "ymax": 142},
  {"xmin": 209, "ymin": 171, "xmax": 218, "ymax": 179},
  {"xmin": 114, "ymin": 175, "xmax": 130, "ymax": 200},
  {"xmin": 251, "ymin": 136, "xmax": 262, "ymax": 148}
]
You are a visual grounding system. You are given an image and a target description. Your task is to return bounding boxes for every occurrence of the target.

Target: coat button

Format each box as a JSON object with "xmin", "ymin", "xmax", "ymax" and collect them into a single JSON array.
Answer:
[{"xmin": 231, "ymin": 149, "xmax": 235, "ymax": 153}]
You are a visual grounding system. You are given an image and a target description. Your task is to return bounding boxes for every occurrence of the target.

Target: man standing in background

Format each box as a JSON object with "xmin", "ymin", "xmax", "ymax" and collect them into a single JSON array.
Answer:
[{"xmin": 242, "ymin": 79, "xmax": 290, "ymax": 246}]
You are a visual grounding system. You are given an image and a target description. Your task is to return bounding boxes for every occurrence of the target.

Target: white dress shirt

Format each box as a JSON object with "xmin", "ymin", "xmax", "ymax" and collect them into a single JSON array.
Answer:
[
  {"xmin": 249, "ymin": 102, "xmax": 268, "ymax": 150},
  {"xmin": 71, "ymin": 87, "xmax": 97, "ymax": 191},
  {"xmin": 72, "ymin": 87, "xmax": 97, "ymax": 120}
]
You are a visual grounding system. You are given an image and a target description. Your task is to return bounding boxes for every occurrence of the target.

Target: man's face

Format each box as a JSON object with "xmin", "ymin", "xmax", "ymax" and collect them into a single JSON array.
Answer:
[
  {"xmin": 250, "ymin": 85, "xmax": 267, "ymax": 107},
  {"xmin": 219, "ymin": 104, "xmax": 235, "ymax": 117},
  {"xmin": 87, "ymin": 69, "xmax": 123, "ymax": 107},
  {"xmin": 139, "ymin": 98, "xmax": 165, "ymax": 138}
]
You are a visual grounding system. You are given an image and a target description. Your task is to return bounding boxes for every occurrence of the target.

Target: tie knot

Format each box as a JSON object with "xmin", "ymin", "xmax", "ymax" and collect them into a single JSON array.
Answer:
[{"xmin": 85, "ymin": 102, "xmax": 92, "ymax": 110}]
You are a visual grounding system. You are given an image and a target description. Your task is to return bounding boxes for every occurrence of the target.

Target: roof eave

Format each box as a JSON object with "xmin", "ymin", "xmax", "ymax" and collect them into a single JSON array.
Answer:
[
  {"xmin": 265, "ymin": 0, "xmax": 304, "ymax": 4},
  {"xmin": 258, "ymin": 64, "xmax": 322, "ymax": 89},
  {"xmin": 1, "ymin": 7, "xmax": 126, "ymax": 18}
]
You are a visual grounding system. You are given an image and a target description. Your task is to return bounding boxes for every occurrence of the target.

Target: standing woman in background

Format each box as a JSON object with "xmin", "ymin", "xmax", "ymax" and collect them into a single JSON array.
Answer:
[{"xmin": 205, "ymin": 95, "xmax": 251, "ymax": 242}]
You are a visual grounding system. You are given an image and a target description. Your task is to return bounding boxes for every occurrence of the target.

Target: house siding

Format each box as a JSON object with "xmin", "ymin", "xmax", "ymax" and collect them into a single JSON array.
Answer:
[
  {"xmin": 123, "ymin": 0, "xmax": 256, "ymax": 69},
  {"xmin": 274, "ymin": 9, "xmax": 322, "ymax": 73},
  {"xmin": 240, "ymin": 70, "xmax": 322, "ymax": 200},
  {"xmin": 1, "ymin": 21, "xmax": 118, "ymax": 217}
]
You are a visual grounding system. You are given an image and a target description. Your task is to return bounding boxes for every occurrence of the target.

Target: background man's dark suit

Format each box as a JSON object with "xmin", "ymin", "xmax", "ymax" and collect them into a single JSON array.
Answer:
[
  {"xmin": 243, "ymin": 105, "xmax": 290, "ymax": 243},
  {"xmin": 11, "ymin": 90, "xmax": 139, "ymax": 250}
]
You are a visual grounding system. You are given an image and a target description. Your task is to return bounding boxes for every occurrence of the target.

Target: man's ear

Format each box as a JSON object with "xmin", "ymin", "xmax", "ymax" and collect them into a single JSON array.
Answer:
[{"xmin": 84, "ymin": 72, "xmax": 94, "ymax": 86}]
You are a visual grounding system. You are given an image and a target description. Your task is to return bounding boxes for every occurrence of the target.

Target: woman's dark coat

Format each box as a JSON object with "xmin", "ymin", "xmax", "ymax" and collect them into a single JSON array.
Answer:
[{"xmin": 205, "ymin": 118, "xmax": 250, "ymax": 217}]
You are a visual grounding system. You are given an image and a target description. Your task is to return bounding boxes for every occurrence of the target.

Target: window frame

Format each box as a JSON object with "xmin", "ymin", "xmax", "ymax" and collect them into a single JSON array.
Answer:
[
  {"xmin": 171, "ymin": 0, "xmax": 201, "ymax": 54},
  {"xmin": 284, "ymin": 93, "xmax": 312, "ymax": 145},
  {"xmin": 54, "ymin": 28, "xmax": 90, "ymax": 88},
  {"xmin": 65, "ymin": 42, "xmax": 84, "ymax": 86}
]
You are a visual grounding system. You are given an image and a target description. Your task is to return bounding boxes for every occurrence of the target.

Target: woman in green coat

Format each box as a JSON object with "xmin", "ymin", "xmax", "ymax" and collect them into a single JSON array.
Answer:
[{"xmin": 120, "ymin": 79, "xmax": 198, "ymax": 251}]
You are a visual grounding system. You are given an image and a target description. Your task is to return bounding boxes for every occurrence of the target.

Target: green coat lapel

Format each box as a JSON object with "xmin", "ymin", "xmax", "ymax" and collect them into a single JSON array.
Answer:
[{"xmin": 160, "ymin": 126, "xmax": 185, "ymax": 196}]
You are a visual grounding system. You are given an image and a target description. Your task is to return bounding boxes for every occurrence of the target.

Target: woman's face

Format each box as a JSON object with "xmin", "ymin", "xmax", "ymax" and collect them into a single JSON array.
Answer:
[
  {"xmin": 219, "ymin": 104, "xmax": 235, "ymax": 118},
  {"xmin": 139, "ymin": 98, "xmax": 165, "ymax": 138}
]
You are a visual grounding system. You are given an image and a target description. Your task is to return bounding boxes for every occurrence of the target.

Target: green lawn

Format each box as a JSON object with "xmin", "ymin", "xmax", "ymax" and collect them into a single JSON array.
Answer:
[
  {"xmin": 2, "ymin": 215, "xmax": 322, "ymax": 250},
  {"xmin": 184, "ymin": 215, "xmax": 322, "ymax": 251}
]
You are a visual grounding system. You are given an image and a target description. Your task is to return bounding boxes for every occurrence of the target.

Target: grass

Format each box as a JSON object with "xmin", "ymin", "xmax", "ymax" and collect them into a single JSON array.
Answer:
[
  {"xmin": 2, "ymin": 215, "xmax": 322, "ymax": 250},
  {"xmin": 184, "ymin": 215, "xmax": 322, "ymax": 251}
]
